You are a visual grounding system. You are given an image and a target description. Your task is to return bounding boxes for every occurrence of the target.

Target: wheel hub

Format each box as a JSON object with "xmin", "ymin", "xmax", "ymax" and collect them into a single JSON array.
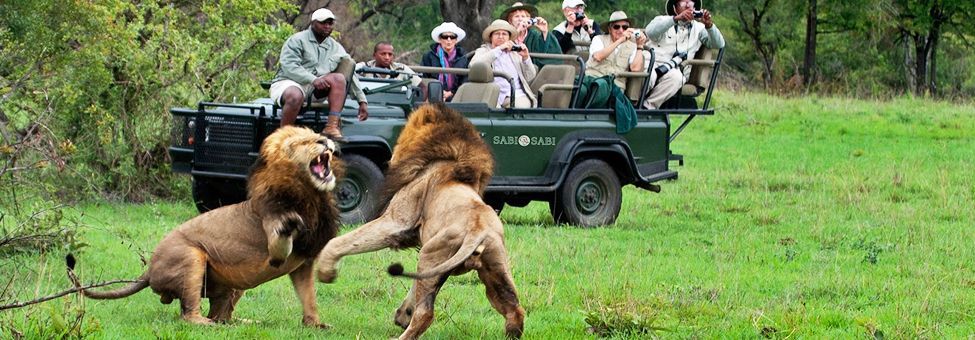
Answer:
[
  {"xmin": 336, "ymin": 178, "xmax": 362, "ymax": 212},
  {"xmin": 575, "ymin": 179, "xmax": 604, "ymax": 214}
]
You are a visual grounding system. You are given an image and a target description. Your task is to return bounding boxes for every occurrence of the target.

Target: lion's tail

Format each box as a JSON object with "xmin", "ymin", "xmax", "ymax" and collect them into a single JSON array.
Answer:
[
  {"xmin": 66, "ymin": 253, "xmax": 150, "ymax": 300},
  {"xmin": 387, "ymin": 228, "xmax": 490, "ymax": 280}
]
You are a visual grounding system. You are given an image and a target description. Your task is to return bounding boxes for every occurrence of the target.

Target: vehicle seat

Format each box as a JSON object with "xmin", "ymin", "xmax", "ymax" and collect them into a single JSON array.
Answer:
[
  {"xmin": 679, "ymin": 48, "xmax": 718, "ymax": 97},
  {"xmin": 530, "ymin": 64, "xmax": 576, "ymax": 108},
  {"xmin": 452, "ymin": 62, "xmax": 500, "ymax": 107}
]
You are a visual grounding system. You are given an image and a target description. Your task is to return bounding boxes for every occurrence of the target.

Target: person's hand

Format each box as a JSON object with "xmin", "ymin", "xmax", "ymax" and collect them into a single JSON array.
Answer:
[
  {"xmin": 517, "ymin": 44, "xmax": 530, "ymax": 59},
  {"xmin": 674, "ymin": 8, "xmax": 695, "ymax": 22},
  {"xmin": 357, "ymin": 101, "xmax": 368, "ymax": 121},
  {"xmin": 616, "ymin": 29, "xmax": 633, "ymax": 44},
  {"xmin": 533, "ymin": 16, "xmax": 549, "ymax": 32},
  {"xmin": 312, "ymin": 76, "xmax": 330, "ymax": 90},
  {"xmin": 635, "ymin": 32, "xmax": 648, "ymax": 46},
  {"xmin": 499, "ymin": 40, "xmax": 515, "ymax": 52},
  {"xmin": 582, "ymin": 17, "xmax": 594, "ymax": 28},
  {"xmin": 700, "ymin": 10, "xmax": 713, "ymax": 28},
  {"xmin": 443, "ymin": 90, "xmax": 453, "ymax": 100}
]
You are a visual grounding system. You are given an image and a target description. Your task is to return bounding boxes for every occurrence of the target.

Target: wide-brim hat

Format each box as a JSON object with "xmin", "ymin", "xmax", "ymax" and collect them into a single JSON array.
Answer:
[
  {"xmin": 482, "ymin": 19, "xmax": 518, "ymax": 42},
  {"xmin": 499, "ymin": 2, "xmax": 539, "ymax": 21},
  {"xmin": 665, "ymin": 0, "xmax": 701, "ymax": 15},
  {"xmin": 600, "ymin": 11, "xmax": 635, "ymax": 33},
  {"xmin": 431, "ymin": 22, "xmax": 466, "ymax": 43},
  {"xmin": 311, "ymin": 8, "xmax": 336, "ymax": 22}
]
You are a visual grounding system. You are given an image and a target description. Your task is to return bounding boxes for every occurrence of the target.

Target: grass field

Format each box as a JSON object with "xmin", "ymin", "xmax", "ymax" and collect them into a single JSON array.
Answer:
[{"xmin": 2, "ymin": 91, "xmax": 974, "ymax": 338}]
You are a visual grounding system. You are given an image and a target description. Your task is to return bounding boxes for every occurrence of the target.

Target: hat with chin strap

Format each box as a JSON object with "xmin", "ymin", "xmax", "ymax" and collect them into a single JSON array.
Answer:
[{"xmin": 665, "ymin": 0, "xmax": 702, "ymax": 16}]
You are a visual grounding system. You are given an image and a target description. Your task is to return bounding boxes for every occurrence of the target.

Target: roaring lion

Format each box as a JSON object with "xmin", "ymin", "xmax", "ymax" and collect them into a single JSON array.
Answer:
[
  {"xmin": 67, "ymin": 126, "xmax": 341, "ymax": 327},
  {"xmin": 315, "ymin": 103, "xmax": 525, "ymax": 339}
]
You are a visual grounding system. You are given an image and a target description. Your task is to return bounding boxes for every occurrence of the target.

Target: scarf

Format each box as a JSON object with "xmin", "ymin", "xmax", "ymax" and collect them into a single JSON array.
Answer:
[{"xmin": 436, "ymin": 45, "xmax": 457, "ymax": 90}]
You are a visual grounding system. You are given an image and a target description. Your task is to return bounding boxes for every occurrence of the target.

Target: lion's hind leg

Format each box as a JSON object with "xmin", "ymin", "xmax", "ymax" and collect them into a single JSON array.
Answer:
[
  {"xmin": 207, "ymin": 288, "xmax": 244, "ymax": 323},
  {"xmin": 477, "ymin": 239, "xmax": 525, "ymax": 339}
]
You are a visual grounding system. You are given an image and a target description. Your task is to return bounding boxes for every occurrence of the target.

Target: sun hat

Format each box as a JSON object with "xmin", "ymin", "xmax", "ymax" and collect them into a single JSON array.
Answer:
[
  {"xmin": 431, "ymin": 22, "xmax": 467, "ymax": 43},
  {"xmin": 481, "ymin": 19, "xmax": 518, "ymax": 42},
  {"xmin": 499, "ymin": 2, "xmax": 539, "ymax": 21},
  {"xmin": 600, "ymin": 11, "xmax": 635, "ymax": 33},
  {"xmin": 562, "ymin": 0, "xmax": 585, "ymax": 9},
  {"xmin": 311, "ymin": 8, "xmax": 336, "ymax": 22},
  {"xmin": 665, "ymin": 0, "xmax": 702, "ymax": 16}
]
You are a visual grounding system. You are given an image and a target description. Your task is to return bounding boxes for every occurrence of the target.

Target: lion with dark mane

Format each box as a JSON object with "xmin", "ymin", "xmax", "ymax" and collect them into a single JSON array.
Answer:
[
  {"xmin": 315, "ymin": 103, "xmax": 525, "ymax": 339},
  {"xmin": 68, "ymin": 126, "xmax": 341, "ymax": 327}
]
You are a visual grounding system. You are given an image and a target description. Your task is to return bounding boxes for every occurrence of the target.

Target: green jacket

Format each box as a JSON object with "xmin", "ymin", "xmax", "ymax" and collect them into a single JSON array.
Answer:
[
  {"xmin": 522, "ymin": 29, "xmax": 563, "ymax": 69},
  {"xmin": 272, "ymin": 28, "xmax": 367, "ymax": 103}
]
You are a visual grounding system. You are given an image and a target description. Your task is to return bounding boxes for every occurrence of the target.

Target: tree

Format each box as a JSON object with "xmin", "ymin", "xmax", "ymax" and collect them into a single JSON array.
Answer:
[
  {"xmin": 888, "ymin": 0, "xmax": 975, "ymax": 96},
  {"xmin": 440, "ymin": 0, "xmax": 499, "ymax": 52}
]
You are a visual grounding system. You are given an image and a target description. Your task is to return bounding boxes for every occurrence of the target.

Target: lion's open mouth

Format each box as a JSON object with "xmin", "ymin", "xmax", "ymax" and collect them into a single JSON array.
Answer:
[{"xmin": 310, "ymin": 151, "xmax": 334, "ymax": 184}]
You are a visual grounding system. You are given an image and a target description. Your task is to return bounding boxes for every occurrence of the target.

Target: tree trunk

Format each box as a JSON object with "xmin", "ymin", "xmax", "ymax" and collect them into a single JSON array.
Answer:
[
  {"xmin": 440, "ymin": 0, "xmax": 498, "ymax": 52},
  {"xmin": 737, "ymin": 0, "xmax": 777, "ymax": 89},
  {"xmin": 802, "ymin": 0, "xmax": 817, "ymax": 87}
]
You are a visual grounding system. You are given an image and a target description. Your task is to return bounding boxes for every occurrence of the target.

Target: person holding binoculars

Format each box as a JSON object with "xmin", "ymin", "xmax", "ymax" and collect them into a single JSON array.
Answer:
[
  {"xmin": 552, "ymin": 0, "xmax": 601, "ymax": 54},
  {"xmin": 641, "ymin": 0, "xmax": 725, "ymax": 110}
]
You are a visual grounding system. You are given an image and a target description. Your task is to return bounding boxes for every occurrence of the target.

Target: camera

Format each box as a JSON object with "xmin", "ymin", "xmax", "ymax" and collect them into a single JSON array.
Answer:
[
  {"xmin": 693, "ymin": 10, "xmax": 704, "ymax": 18},
  {"xmin": 654, "ymin": 51, "xmax": 687, "ymax": 76},
  {"xmin": 511, "ymin": 45, "xmax": 524, "ymax": 52},
  {"xmin": 633, "ymin": 31, "xmax": 641, "ymax": 38},
  {"xmin": 527, "ymin": 17, "xmax": 539, "ymax": 25},
  {"xmin": 574, "ymin": 12, "xmax": 585, "ymax": 21}
]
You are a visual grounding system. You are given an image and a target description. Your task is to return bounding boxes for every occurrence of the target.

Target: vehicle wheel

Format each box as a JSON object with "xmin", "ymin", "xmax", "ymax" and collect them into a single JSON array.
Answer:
[
  {"xmin": 336, "ymin": 154, "xmax": 384, "ymax": 225},
  {"xmin": 192, "ymin": 176, "xmax": 247, "ymax": 213},
  {"xmin": 549, "ymin": 159, "xmax": 622, "ymax": 227}
]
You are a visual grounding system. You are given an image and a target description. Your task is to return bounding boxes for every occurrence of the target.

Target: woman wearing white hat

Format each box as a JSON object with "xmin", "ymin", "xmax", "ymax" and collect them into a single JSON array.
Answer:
[
  {"xmin": 421, "ymin": 22, "xmax": 470, "ymax": 102},
  {"xmin": 471, "ymin": 19, "xmax": 538, "ymax": 108}
]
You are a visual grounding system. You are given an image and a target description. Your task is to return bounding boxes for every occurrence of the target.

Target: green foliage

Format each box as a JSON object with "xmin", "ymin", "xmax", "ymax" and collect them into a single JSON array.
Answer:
[
  {"xmin": 0, "ymin": 202, "xmax": 86, "ymax": 255},
  {"xmin": 0, "ymin": 0, "xmax": 294, "ymax": 201}
]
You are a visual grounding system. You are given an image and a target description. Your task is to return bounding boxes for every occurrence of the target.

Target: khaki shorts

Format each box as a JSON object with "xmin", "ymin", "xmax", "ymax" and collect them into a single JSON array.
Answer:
[{"xmin": 269, "ymin": 80, "xmax": 325, "ymax": 106}]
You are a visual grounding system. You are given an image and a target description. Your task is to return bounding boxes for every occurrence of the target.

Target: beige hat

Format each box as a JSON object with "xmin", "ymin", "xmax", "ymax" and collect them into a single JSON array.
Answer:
[
  {"xmin": 311, "ymin": 8, "xmax": 336, "ymax": 22},
  {"xmin": 481, "ymin": 19, "xmax": 518, "ymax": 42},
  {"xmin": 431, "ymin": 22, "xmax": 467, "ymax": 43},
  {"xmin": 499, "ymin": 2, "xmax": 539, "ymax": 21},
  {"xmin": 600, "ymin": 11, "xmax": 635, "ymax": 33}
]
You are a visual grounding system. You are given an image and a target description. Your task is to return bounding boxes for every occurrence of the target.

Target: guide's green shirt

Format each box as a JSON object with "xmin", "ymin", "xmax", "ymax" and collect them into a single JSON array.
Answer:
[{"xmin": 271, "ymin": 28, "xmax": 367, "ymax": 103}]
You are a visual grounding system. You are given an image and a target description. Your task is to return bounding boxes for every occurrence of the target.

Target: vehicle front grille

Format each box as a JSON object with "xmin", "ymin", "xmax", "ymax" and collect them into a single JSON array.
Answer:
[{"xmin": 193, "ymin": 115, "xmax": 257, "ymax": 174}]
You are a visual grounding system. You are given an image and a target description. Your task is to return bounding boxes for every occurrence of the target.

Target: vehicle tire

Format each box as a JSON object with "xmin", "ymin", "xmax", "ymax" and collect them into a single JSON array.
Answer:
[
  {"xmin": 549, "ymin": 159, "xmax": 622, "ymax": 227},
  {"xmin": 336, "ymin": 154, "xmax": 384, "ymax": 225},
  {"xmin": 192, "ymin": 176, "xmax": 247, "ymax": 213}
]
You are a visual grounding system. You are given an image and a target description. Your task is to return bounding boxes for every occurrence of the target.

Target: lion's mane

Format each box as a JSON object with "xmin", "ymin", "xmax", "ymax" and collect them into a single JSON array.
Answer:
[
  {"xmin": 247, "ymin": 126, "xmax": 343, "ymax": 258},
  {"xmin": 380, "ymin": 103, "xmax": 494, "ymax": 205}
]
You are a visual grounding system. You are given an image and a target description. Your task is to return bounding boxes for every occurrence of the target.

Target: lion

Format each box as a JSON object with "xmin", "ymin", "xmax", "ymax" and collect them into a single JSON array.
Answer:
[
  {"xmin": 314, "ymin": 103, "xmax": 525, "ymax": 339},
  {"xmin": 67, "ymin": 126, "xmax": 342, "ymax": 327}
]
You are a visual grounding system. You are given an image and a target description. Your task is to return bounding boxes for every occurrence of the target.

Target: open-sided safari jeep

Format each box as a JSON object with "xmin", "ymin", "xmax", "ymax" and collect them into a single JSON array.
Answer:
[{"xmin": 169, "ymin": 48, "xmax": 724, "ymax": 227}]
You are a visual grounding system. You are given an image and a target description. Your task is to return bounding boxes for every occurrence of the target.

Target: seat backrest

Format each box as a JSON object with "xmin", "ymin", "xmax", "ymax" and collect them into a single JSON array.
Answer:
[
  {"xmin": 681, "ymin": 48, "xmax": 717, "ymax": 96},
  {"xmin": 530, "ymin": 64, "xmax": 576, "ymax": 108},
  {"xmin": 452, "ymin": 62, "xmax": 500, "ymax": 107}
]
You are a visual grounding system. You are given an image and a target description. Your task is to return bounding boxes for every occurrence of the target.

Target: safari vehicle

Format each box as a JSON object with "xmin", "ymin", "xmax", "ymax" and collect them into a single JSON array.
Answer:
[{"xmin": 168, "ymin": 48, "xmax": 724, "ymax": 227}]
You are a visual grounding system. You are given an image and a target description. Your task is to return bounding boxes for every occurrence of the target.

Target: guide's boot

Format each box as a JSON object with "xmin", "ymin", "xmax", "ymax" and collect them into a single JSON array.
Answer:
[{"xmin": 322, "ymin": 114, "xmax": 345, "ymax": 142}]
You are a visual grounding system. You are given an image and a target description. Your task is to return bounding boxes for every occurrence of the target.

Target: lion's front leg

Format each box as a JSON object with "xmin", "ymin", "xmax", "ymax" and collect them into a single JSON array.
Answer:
[
  {"xmin": 289, "ymin": 260, "xmax": 330, "ymax": 328},
  {"xmin": 315, "ymin": 215, "xmax": 413, "ymax": 283},
  {"xmin": 264, "ymin": 212, "xmax": 304, "ymax": 267}
]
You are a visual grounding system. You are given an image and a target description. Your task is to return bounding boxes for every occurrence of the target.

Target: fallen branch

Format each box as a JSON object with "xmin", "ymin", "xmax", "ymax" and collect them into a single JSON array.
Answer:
[{"xmin": 0, "ymin": 278, "xmax": 138, "ymax": 311}]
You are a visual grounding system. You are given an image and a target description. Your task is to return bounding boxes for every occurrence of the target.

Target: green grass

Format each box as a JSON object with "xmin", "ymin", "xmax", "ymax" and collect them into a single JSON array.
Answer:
[{"xmin": 2, "ymin": 92, "xmax": 974, "ymax": 338}]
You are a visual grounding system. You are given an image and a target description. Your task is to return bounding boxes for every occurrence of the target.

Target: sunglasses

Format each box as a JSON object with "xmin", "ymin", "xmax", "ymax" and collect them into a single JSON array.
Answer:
[
  {"xmin": 439, "ymin": 35, "xmax": 458, "ymax": 40},
  {"xmin": 612, "ymin": 24, "xmax": 630, "ymax": 30}
]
